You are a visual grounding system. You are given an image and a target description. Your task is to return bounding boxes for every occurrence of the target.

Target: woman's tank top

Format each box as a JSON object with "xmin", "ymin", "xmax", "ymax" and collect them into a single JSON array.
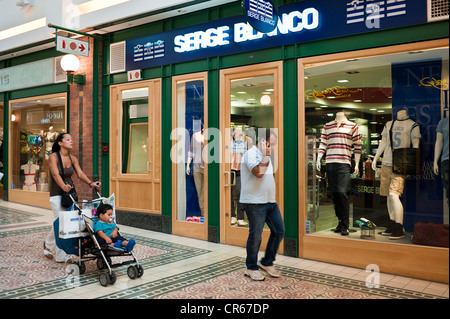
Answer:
[{"xmin": 50, "ymin": 153, "xmax": 75, "ymax": 196}]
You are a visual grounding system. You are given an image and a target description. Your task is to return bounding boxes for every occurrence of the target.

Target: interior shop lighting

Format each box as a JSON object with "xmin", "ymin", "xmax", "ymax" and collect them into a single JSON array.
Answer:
[
  {"xmin": 337, "ymin": 79, "xmax": 350, "ymax": 83},
  {"xmin": 61, "ymin": 54, "xmax": 85, "ymax": 85}
]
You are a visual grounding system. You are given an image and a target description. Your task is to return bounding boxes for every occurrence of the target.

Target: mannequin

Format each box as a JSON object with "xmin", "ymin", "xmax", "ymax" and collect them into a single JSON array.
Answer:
[
  {"xmin": 317, "ymin": 111, "xmax": 362, "ymax": 235},
  {"xmin": 433, "ymin": 116, "xmax": 449, "ymax": 223},
  {"xmin": 45, "ymin": 126, "xmax": 58, "ymax": 159},
  {"xmin": 21, "ymin": 160, "xmax": 40, "ymax": 191},
  {"xmin": 231, "ymin": 126, "xmax": 248, "ymax": 226},
  {"xmin": 186, "ymin": 128, "xmax": 205, "ymax": 217},
  {"xmin": 372, "ymin": 110, "xmax": 421, "ymax": 239}
]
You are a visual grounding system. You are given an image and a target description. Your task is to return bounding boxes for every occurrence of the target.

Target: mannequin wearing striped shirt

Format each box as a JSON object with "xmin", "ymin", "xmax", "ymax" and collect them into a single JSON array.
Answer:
[{"xmin": 317, "ymin": 112, "xmax": 362, "ymax": 235}]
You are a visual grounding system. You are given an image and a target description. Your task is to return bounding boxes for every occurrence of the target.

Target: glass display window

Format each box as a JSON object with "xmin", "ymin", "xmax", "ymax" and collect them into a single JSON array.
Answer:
[
  {"xmin": 9, "ymin": 94, "xmax": 66, "ymax": 193},
  {"xmin": 171, "ymin": 72, "xmax": 209, "ymax": 239},
  {"xmin": 303, "ymin": 46, "xmax": 449, "ymax": 246}
]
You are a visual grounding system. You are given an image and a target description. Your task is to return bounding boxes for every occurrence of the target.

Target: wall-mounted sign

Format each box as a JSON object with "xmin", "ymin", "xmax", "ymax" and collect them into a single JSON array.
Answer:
[
  {"xmin": 125, "ymin": 0, "xmax": 428, "ymax": 72},
  {"xmin": 57, "ymin": 36, "xmax": 89, "ymax": 57},
  {"xmin": 127, "ymin": 69, "xmax": 142, "ymax": 81},
  {"xmin": 241, "ymin": 0, "xmax": 278, "ymax": 33}
]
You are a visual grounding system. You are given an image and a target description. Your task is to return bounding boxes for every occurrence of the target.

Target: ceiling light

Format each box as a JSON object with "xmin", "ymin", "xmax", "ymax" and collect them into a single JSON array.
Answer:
[
  {"xmin": 236, "ymin": 91, "xmax": 247, "ymax": 94},
  {"xmin": 353, "ymin": 99, "xmax": 363, "ymax": 102},
  {"xmin": 337, "ymin": 79, "xmax": 349, "ymax": 83},
  {"xmin": 369, "ymin": 108, "xmax": 377, "ymax": 111},
  {"xmin": 260, "ymin": 95, "xmax": 271, "ymax": 105}
]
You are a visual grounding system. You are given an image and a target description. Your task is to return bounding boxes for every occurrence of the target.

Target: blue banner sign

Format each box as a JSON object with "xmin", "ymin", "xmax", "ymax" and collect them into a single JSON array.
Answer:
[
  {"xmin": 125, "ymin": 0, "xmax": 428, "ymax": 71},
  {"xmin": 242, "ymin": 0, "xmax": 278, "ymax": 33}
]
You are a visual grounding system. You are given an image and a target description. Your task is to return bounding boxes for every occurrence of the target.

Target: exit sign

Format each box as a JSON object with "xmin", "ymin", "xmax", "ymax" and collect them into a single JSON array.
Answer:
[{"xmin": 57, "ymin": 36, "xmax": 89, "ymax": 57}]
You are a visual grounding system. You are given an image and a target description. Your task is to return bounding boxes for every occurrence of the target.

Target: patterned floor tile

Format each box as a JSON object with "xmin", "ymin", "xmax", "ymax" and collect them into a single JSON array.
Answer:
[
  {"xmin": 0, "ymin": 227, "xmax": 210, "ymax": 299},
  {"xmin": 99, "ymin": 256, "xmax": 445, "ymax": 300}
]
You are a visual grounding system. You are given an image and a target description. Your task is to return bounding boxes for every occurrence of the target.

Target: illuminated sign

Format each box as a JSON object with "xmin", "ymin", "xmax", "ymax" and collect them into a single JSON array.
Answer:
[
  {"xmin": 242, "ymin": 0, "xmax": 278, "ymax": 33},
  {"xmin": 125, "ymin": 0, "xmax": 427, "ymax": 71}
]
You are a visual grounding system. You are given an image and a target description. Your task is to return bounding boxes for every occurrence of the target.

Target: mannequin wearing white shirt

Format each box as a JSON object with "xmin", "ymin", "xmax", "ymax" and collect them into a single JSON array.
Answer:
[
  {"xmin": 21, "ymin": 160, "xmax": 40, "ymax": 191},
  {"xmin": 186, "ymin": 129, "xmax": 205, "ymax": 216},
  {"xmin": 372, "ymin": 110, "xmax": 420, "ymax": 238}
]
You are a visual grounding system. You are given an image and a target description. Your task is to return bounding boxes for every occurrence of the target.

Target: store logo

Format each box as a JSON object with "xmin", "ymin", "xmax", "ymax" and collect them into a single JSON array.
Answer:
[
  {"xmin": 174, "ymin": 7, "xmax": 319, "ymax": 53},
  {"xmin": 242, "ymin": 0, "xmax": 278, "ymax": 33},
  {"xmin": 346, "ymin": 0, "xmax": 407, "ymax": 29}
]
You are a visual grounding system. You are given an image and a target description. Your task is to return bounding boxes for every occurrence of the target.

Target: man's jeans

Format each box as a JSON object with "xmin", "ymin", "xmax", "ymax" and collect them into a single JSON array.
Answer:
[
  {"xmin": 243, "ymin": 203, "xmax": 285, "ymax": 270},
  {"xmin": 326, "ymin": 163, "xmax": 351, "ymax": 229}
]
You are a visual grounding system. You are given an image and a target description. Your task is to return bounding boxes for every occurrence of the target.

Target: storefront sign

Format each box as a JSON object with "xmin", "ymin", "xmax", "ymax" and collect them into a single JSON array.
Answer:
[
  {"xmin": 242, "ymin": 0, "xmax": 278, "ymax": 33},
  {"xmin": 125, "ymin": 0, "xmax": 428, "ymax": 71},
  {"xmin": 0, "ymin": 58, "xmax": 56, "ymax": 93}
]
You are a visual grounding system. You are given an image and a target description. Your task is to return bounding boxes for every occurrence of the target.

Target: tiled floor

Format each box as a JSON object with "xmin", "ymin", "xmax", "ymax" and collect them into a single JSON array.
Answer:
[{"xmin": 0, "ymin": 199, "xmax": 448, "ymax": 301}]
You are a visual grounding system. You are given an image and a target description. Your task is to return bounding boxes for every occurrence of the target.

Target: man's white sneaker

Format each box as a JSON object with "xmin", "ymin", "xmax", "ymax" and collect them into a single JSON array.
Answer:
[
  {"xmin": 258, "ymin": 263, "xmax": 281, "ymax": 278},
  {"xmin": 244, "ymin": 269, "xmax": 265, "ymax": 281},
  {"xmin": 237, "ymin": 219, "xmax": 248, "ymax": 227}
]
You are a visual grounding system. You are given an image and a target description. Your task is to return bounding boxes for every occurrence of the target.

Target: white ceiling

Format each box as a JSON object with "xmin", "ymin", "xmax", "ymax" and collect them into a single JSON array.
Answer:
[{"xmin": 0, "ymin": 0, "xmax": 236, "ymax": 60}]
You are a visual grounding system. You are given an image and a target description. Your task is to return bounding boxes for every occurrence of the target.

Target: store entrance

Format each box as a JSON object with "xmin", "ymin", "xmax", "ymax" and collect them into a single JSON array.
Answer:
[
  {"xmin": 220, "ymin": 62, "xmax": 284, "ymax": 250},
  {"xmin": 110, "ymin": 80, "xmax": 161, "ymax": 214}
]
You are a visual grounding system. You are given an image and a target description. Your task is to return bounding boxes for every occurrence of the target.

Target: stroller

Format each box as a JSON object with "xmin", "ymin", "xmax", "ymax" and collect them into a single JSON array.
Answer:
[{"xmin": 57, "ymin": 193, "xmax": 144, "ymax": 287}]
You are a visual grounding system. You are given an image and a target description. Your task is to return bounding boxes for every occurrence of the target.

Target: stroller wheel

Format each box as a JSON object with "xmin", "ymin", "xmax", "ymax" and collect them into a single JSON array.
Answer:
[
  {"xmin": 96, "ymin": 258, "xmax": 105, "ymax": 270},
  {"xmin": 108, "ymin": 271, "xmax": 117, "ymax": 285},
  {"xmin": 136, "ymin": 264, "xmax": 144, "ymax": 278},
  {"xmin": 99, "ymin": 272, "xmax": 109, "ymax": 287},
  {"xmin": 78, "ymin": 261, "xmax": 86, "ymax": 275},
  {"xmin": 127, "ymin": 265, "xmax": 138, "ymax": 279}
]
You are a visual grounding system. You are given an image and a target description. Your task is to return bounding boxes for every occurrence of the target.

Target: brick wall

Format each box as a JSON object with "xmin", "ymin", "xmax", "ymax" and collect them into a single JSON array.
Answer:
[{"xmin": 68, "ymin": 37, "xmax": 102, "ymax": 201}]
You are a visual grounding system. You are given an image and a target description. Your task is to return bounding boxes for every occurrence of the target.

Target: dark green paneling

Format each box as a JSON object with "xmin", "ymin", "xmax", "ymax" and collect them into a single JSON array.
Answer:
[
  {"xmin": 2, "ymin": 99, "xmax": 9, "ymax": 200},
  {"xmin": 161, "ymin": 76, "xmax": 172, "ymax": 226},
  {"xmin": 8, "ymin": 83, "xmax": 67, "ymax": 100},
  {"xmin": 283, "ymin": 58, "xmax": 298, "ymax": 255},
  {"xmin": 207, "ymin": 68, "xmax": 220, "ymax": 242}
]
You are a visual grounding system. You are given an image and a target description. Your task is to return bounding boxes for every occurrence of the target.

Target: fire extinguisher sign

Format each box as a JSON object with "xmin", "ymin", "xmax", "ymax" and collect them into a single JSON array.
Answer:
[{"xmin": 57, "ymin": 36, "xmax": 90, "ymax": 57}]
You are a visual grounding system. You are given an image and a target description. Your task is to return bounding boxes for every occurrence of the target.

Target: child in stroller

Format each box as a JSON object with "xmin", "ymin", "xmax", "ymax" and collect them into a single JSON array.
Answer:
[{"xmin": 94, "ymin": 203, "xmax": 136, "ymax": 252}]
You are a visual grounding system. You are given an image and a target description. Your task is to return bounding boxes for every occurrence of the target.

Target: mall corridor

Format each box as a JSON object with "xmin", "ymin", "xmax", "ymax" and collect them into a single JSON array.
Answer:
[{"xmin": 0, "ymin": 200, "xmax": 448, "ymax": 301}]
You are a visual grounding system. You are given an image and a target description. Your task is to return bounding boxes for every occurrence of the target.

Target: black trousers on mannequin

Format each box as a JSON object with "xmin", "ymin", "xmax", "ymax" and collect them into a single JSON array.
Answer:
[{"xmin": 326, "ymin": 163, "xmax": 351, "ymax": 229}]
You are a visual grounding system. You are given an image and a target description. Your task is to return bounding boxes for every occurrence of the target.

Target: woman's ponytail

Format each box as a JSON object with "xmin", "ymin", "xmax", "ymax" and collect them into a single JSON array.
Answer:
[{"xmin": 51, "ymin": 132, "xmax": 68, "ymax": 153}]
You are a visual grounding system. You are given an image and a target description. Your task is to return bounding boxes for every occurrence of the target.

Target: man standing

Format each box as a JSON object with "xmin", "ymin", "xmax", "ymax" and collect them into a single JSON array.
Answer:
[{"xmin": 240, "ymin": 130, "xmax": 285, "ymax": 281}]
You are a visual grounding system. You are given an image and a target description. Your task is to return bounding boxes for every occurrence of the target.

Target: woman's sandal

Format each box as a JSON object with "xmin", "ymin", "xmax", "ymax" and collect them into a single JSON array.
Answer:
[{"xmin": 43, "ymin": 242, "xmax": 54, "ymax": 259}]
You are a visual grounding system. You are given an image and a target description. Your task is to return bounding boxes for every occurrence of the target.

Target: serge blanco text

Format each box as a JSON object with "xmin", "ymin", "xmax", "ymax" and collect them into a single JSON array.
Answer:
[{"xmin": 174, "ymin": 7, "xmax": 319, "ymax": 53}]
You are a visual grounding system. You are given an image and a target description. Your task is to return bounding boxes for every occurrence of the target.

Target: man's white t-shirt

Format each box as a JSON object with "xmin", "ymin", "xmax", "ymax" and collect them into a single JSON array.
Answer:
[{"xmin": 239, "ymin": 146, "xmax": 276, "ymax": 204}]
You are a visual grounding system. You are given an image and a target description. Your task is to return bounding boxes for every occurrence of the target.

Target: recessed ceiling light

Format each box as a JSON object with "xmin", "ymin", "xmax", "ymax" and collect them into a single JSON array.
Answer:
[
  {"xmin": 337, "ymin": 79, "xmax": 349, "ymax": 83},
  {"xmin": 353, "ymin": 99, "xmax": 362, "ymax": 102},
  {"xmin": 236, "ymin": 91, "xmax": 247, "ymax": 94},
  {"xmin": 369, "ymin": 108, "xmax": 377, "ymax": 111}
]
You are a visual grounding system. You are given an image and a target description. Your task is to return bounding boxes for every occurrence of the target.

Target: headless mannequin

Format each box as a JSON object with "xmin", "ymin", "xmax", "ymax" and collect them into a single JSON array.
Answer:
[
  {"xmin": 317, "ymin": 112, "xmax": 360, "ymax": 175},
  {"xmin": 186, "ymin": 128, "xmax": 205, "ymax": 217},
  {"xmin": 433, "ymin": 117, "xmax": 449, "ymax": 224},
  {"xmin": 317, "ymin": 112, "xmax": 361, "ymax": 235},
  {"xmin": 372, "ymin": 110, "xmax": 420, "ymax": 226},
  {"xmin": 45, "ymin": 126, "xmax": 58, "ymax": 160},
  {"xmin": 21, "ymin": 160, "xmax": 40, "ymax": 191}
]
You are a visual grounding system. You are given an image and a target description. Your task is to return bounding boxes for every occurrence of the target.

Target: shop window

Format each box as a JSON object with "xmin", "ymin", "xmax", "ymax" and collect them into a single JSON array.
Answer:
[
  {"xmin": 304, "ymin": 47, "xmax": 449, "ymax": 245},
  {"xmin": 121, "ymin": 88, "xmax": 149, "ymax": 173},
  {"xmin": 10, "ymin": 95, "xmax": 66, "ymax": 192},
  {"xmin": 173, "ymin": 77, "xmax": 207, "ymax": 223}
]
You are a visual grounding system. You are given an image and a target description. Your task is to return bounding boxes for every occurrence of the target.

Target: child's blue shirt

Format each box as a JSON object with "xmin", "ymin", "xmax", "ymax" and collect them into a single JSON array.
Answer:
[{"xmin": 93, "ymin": 220, "xmax": 117, "ymax": 237}]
